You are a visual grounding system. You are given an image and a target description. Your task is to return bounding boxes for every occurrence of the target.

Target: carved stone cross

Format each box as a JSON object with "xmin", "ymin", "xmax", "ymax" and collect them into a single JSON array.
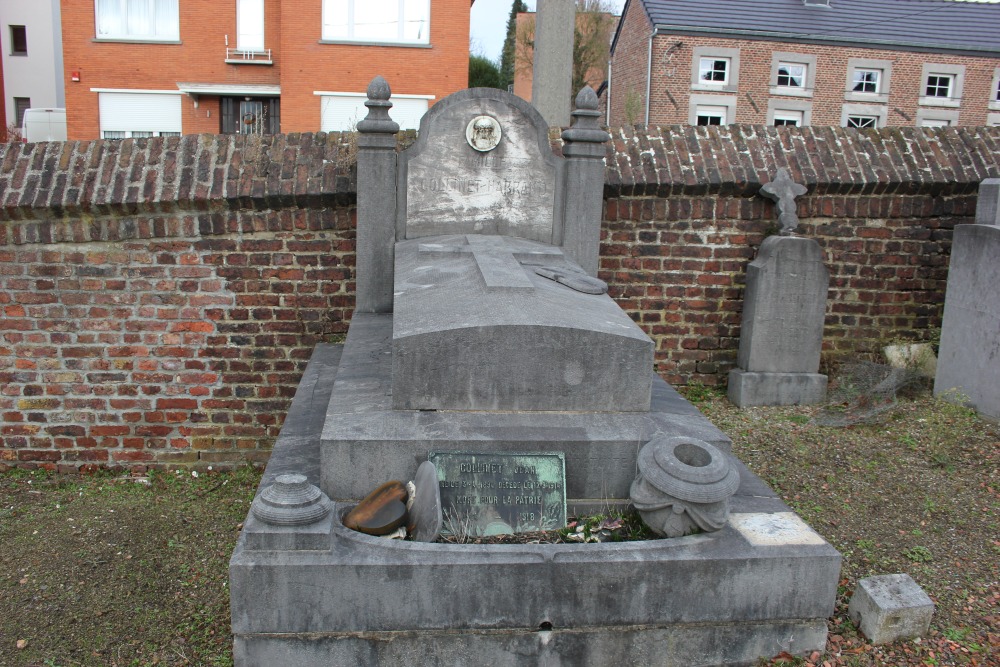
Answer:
[
  {"xmin": 760, "ymin": 168, "xmax": 808, "ymax": 235},
  {"xmin": 419, "ymin": 235, "xmax": 563, "ymax": 290}
]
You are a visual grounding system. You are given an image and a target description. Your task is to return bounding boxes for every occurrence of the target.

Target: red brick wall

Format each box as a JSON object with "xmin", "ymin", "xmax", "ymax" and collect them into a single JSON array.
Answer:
[
  {"xmin": 609, "ymin": 9, "xmax": 1000, "ymax": 127},
  {"xmin": 60, "ymin": 0, "xmax": 470, "ymax": 139},
  {"xmin": 2, "ymin": 126, "xmax": 999, "ymax": 471}
]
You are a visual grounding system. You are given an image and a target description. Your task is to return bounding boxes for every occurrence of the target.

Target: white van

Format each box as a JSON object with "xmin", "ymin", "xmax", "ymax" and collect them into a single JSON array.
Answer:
[{"xmin": 21, "ymin": 108, "xmax": 67, "ymax": 143}]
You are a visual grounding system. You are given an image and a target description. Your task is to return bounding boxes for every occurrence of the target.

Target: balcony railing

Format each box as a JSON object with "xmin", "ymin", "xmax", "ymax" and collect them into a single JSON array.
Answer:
[{"xmin": 225, "ymin": 47, "xmax": 273, "ymax": 65}]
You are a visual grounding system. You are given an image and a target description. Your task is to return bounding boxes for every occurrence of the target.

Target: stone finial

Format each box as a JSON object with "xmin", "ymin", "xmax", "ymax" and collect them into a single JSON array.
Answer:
[
  {"xmin": 759, "ymin": 168, "xmax": 808, "ymax": 235},
  {"xmin": 357, "ymin": 75, "xmax": 399, "ymax": 134},
  {"xmin": 251, "ymin": 474, "xmax": 333, "ymax": 526},
  {"xmin": 629, "ymin": 436, "xmax": 739, "ymax": 537},
  {"xmin": 562, "ymin": 86, "xmax": 610, "ymax": 147}
]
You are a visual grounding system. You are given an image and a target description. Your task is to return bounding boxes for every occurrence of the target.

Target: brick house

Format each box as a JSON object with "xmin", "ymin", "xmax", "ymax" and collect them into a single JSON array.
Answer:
[
  {"xmin": 608, "ymin": 0, "xmax": 1000, "ymax": 128},
  {"xmin": 60, "ymin": 0, "xmax": 473, "ymax": 140}
]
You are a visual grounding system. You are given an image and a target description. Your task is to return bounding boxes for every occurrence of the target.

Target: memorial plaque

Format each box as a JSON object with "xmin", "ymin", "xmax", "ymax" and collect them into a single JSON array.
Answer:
[{"xmin": 428, "ymin": 451, "xmax": 566, "ymax": 536}]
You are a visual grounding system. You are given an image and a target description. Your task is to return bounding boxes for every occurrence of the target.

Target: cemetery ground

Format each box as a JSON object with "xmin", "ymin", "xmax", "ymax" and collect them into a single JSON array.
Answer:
[{"xmin": 0, "ymin": 390, "xmax": 996, "ymax": 667}]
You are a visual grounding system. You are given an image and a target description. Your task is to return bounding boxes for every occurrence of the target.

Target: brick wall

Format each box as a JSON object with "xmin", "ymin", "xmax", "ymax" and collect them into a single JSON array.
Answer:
[
  {"xmin": 2, "ymin": 125, "xmax": 999, "ymax": 471},
  {"xmin": 608, "ymin": 5, "xmax": 1000, "ymax": 128}
]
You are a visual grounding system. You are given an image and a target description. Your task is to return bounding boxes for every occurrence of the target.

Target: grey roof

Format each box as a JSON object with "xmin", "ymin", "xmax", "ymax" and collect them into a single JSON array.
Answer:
[{"xmin": 620, "ymin": 0, "xmax": 1000, "ymax": 55}]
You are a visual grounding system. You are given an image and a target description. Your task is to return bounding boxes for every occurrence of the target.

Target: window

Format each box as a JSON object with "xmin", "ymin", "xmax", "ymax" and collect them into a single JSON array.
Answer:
[
  {"xmin": 322, "ymin": 0, "xmax": 430, "ymax": 44},
  {"xmin": 237, "ymin": 0, "xmax": 265, "ymax": 52},
  {"xmin": 10, "ymin": 25, "xmax": 27, "ymax": 55},
  {"xmin": 845, "ymin": 59, "xmax": 892, "ymax": 104},
  {"xmin": 773, "ymin": 110, "xmax": 804, "ymax": 126},
  {"xmin": 95, "ymin": 0, "xmax": 179, "ymax": 41},
  {"xmin": 777, "ymin": 63, "xmax": 806, "ymax": 89},
  {"xmin": 916, "ymin": 108, "xmax": 959, "ymax": 127},
  {"xmin": 769, "ymin": 53, "xmax": 815, "ymax": 98},
  {"xmin": 846, "ymin": 116, "xmax": 877, "ymax": 129},
  {"xmin": 841, "ymin": 103, "xmax": 886, "ymax": 128},
  {"xmin": 97, "ymin": 91, "xmax": 182, "ymax": 137},
  {"xmin": 919, "ymin": 64, "xmax": 964, "ymax": 108},
  {"xmin": 852, "ymin": 69, "xmax": 880, "ymax": 94},
  {"xmin": 699, "ymin": 58, "xmax": 729, "ymax": 85},
  {"xmin": 316, "ymin": 92, "xmax": 430, "ymax": 131},
  {"xmin": 690, "ymin": 47, "xmax": 740, "ymax": 93},
  {"xmin": 925, "ymin": 75, "xmax": 951, "ymax": 99},
  {"xmin": 14, "ymin": 98, "xmax": 30, "ymax": 126},
  {"xmin": 695, "ymin": 105, "xmax": 726, "ymax": 126},
  {"xmin": 991, "ymin": 69, "xmax": 1000, "ymax": 112}
]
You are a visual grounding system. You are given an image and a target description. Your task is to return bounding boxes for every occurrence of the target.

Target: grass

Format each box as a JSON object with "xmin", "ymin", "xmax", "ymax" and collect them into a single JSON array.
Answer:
[{"xmin": 1, "ymin": 392, "xmax": 997, "ymax": 666}]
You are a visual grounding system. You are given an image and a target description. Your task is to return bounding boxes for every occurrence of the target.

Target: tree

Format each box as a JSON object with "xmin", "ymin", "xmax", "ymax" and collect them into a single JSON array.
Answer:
[
  {"xmin": 469, "ymin": 55, "xmax": 504, "ymax": 89},
  {"xmin": 516, "ymin": 0, "xmax": 616, "ymax": 100},
  {"xmin": 499, "ymin": 0, "xmax": 528, "ymax": 90}
]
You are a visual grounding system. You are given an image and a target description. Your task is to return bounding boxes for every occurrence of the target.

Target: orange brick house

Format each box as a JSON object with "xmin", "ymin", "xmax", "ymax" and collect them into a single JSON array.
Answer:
[
  {"xmin": 60, "ymin": 0, "xmax": 473, "ymax": 140},
  {"xmin": 608, "ymin": 0, "xmax": 1000, "ymax": 128}
]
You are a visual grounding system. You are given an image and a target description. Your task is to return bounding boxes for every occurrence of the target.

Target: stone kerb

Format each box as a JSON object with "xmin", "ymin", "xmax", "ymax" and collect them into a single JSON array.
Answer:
[{"xmin": 396, "ymin": 87, "xmax": 564, "ymax": 244}]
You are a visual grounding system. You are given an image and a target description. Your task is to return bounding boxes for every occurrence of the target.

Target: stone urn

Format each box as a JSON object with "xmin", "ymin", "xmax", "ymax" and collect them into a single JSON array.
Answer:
[{"xmin": 630, "ymin": 436, "xmax": 739, "ymax": 537}]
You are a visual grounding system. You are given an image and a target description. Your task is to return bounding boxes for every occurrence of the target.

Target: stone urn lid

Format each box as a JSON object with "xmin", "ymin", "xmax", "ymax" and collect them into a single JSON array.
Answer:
[
  {"xmin": 636, "ymin": 437, "xmax": 739, "ymax": 504},
  {"xmin": 251, "ymin": 474, "xmax": 333, "ymax": 526}
]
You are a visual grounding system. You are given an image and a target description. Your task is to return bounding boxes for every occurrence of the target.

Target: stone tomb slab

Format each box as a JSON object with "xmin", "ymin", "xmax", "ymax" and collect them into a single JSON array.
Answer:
[
  {"xmin": 391, "ymin": 235, "xmax": 653, "ymax": 412},
  {"xmin": 323, "ymin": 313, "xmax": 725, "ymax": 506},
  {"xmin": 233, "ymin": 342, "xmax": 842, "ymax": 665}
]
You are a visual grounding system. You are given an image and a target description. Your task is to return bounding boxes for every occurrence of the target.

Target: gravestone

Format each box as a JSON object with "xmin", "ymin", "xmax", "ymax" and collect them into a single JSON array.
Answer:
[
  {"xmin": 231, "ymin": 80, "xmax": 841, "ymax": 666},
  {"xmin": 729, "ymin": 173, "xmax": 829, "ymax": 407},
  {"xmin": 934, "ymin": 182, "xmax": 1000, "ymax": 419}
]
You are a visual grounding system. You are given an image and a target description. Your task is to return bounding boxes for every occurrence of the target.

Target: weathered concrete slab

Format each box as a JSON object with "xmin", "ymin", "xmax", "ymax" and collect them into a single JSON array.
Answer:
[
  {"xmin": 934, "ymin": 224, "xmax": 1000, "ymax": 420},
  {"xmin": 727, "ymin": 370, "xmax": 828, "ymax": 407},
  {"xmin": 391, "ymin": 235, "xmax": 653, "ymax": 412}
]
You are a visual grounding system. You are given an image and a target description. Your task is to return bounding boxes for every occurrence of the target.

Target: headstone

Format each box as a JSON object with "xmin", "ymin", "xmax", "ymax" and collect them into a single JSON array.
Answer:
[
  {"xmin": 934, "ymin": 222, "xmax": 1000, "ymax": 419},
  {"xmin": 232, "ymin": 81, "xmax": 841, "ymax": 667},
  {"xmin": 728, "ymin": 235, "xmax": 829, "ymax": 407},
  {"xmin": 531, "ymin": 0, "xmax": 575, "ymax": 127},
  {"xmin": 974, "ymin": 177, "xmax": 1000, "ymax": 226}
]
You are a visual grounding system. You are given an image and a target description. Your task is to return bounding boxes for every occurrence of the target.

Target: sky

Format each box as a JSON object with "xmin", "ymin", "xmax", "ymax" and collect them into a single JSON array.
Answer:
[{"xmin": 470, "ymin": 0, "xmax": 628, "ymax": 62}]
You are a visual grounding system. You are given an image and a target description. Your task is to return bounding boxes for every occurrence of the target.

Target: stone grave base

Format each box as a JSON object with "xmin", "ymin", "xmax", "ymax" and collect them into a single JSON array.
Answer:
[
  {"xmin": 727, "ymin": 369, "xmax": 828, "ymax": 408},
  {"xmin": 231, "ymin": 341, "xmax": 841, "ymax": 667}
]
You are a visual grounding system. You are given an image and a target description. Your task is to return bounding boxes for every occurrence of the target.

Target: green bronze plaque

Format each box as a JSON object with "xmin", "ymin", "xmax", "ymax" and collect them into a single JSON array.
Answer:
[{"xmin": 428, "ymin": 451, "xmax": 567, "ymax": 536}]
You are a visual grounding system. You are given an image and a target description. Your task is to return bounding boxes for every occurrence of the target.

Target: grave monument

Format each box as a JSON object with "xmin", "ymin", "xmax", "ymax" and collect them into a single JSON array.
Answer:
[
  {"xmin": 728, "ymin": 169, "xmax": 829, "ymax": 407},
  {"xmin": 934, "ymin": 178, "xmax": 1000, "ymax": 420},
  {"xmin": 230, "ymin": 81, "xmax": 841, "ymax": 666}
]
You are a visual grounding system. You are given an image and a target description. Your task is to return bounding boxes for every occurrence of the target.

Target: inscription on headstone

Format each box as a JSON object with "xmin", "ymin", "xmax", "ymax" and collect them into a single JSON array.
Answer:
[{"xmin": 429, "ymin": 451, "xmax": 566, "ymax": 536}]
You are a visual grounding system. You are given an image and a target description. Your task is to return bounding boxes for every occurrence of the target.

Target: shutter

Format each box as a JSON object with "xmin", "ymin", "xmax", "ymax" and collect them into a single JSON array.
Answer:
[
  {"xmin": 320, "ymin": 95, "xmax": 427, "ymax": 132},
  {"xmin": 99, "ymin": 92, "xmax": 182, "ymax": 134},
  {"xmin": 220, "ymin": 97, "xmax": 237, "ymax": 134}
]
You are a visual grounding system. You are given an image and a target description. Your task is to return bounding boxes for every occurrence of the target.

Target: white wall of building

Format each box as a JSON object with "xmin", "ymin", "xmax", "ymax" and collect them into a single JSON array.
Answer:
[{"xmin": 0, "ymin": 0, "xmax": 64, "ymax": 128}]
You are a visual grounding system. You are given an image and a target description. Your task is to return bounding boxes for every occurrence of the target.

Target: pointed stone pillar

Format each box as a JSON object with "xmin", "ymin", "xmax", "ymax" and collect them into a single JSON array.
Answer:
[
  {"xmin": 561, "ymin": 87, "xmax": 610, "ymax": 277},
  {"xmin": 531, "ymin": 0, "xmax": 575, "ymax": 127},
  {"xmin": 355, "ymin": 76, "xmax": 399, "ymax": 314}
]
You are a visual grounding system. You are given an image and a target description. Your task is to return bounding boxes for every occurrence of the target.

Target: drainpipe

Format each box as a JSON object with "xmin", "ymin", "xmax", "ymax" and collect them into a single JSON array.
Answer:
[
  {"xmin": 644, "ymin": 29, "xmax": 654, "ymax": 125},
  {"xmin": 606, "ymin": 58, "xmax": 612, "ymax": 125}
]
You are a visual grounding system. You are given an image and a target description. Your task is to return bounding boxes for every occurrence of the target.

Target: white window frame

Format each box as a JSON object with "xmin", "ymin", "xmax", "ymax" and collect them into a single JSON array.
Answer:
[
  {"xmin": 841, "ymin": 103, "xmax": 887, "ymax": 129},
  {"xmin": 237, "ymin": 0, "xmax": 265, "ymax": 53},
  {"xmin": 851, "ymin": 69, "xmax": 880, "ymax": 94},
  {"xmin": 690, "ymin": 47, "xmax": 740, "ymax": 93},
  {"xmin": 916, "ymin": 108, "xmax": 959, "ymax": 127},
  {"xmin": 314, "ymin": 90, "xmax": 433, "ymax": 131},
  {"xmin": 845, "ymin": 115, "xmax": 878, "ymax": 129},
  {"xmin": 321, "ymin": 0, "xmax": 430, "ymax": 45},
  {"xmin": 688, "ymin": 94, "xmax": 736, "ymax": 126},
  {"xmin": 766, "ymin": 99, "xmax": 812, "ymax": 127},
  {"xmin": 919, "ymin": 63, "xmax": 964, "ymax": 108},
  {"xmin": 989, "ymin": 68, "xmax": 1000, "ymax": 111},
  {"xmin": 95, "ymin": 0, "xmax": 180, "ymax": 42},
  {"xmin": 769, "ymin": 52, "xmax": 815, "ymax": 98},
  {"xmin": 845, "ymin": 58, "xmax": 892, "ymax": 104}
]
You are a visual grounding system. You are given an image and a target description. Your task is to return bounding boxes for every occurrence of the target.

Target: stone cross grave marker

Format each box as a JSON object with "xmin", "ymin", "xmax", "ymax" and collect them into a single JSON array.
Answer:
[{"xmin": 760, "ymin": 167, "xmax": 808, "ymax": 235}]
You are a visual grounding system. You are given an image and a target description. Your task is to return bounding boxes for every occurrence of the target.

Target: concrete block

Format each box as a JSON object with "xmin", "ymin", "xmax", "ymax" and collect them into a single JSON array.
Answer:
[
  {"xmin": 727, "ymin": 369, "xmax": 827, "ymax": 407},
  {"xmin": 848, "ymin": 574, "xmax": 934, "ymax": 645}
]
